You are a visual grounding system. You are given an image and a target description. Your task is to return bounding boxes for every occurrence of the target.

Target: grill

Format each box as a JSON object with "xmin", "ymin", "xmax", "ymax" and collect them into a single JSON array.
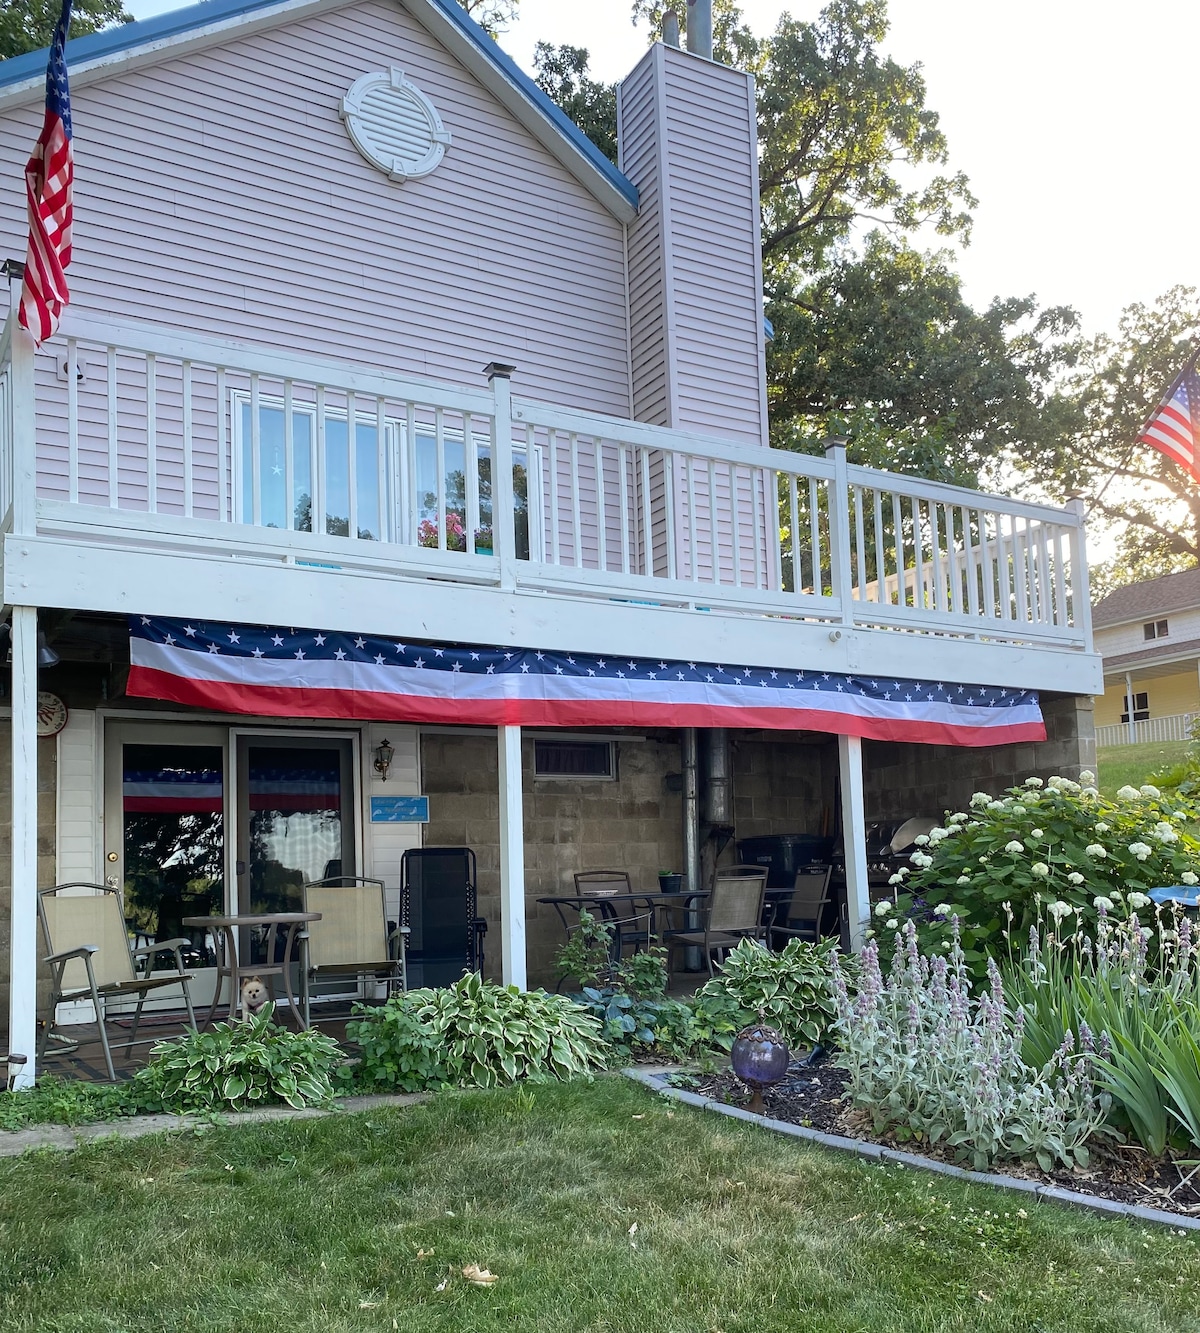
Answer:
[{"xmin": 829, "ymin": 817, "xmax": 939, "ymax": 894}]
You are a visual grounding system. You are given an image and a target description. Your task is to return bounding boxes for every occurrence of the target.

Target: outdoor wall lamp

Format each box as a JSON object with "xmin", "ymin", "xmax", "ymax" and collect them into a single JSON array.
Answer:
[
  {"xmin": 373, "ymin": 737, "xmax": 395, "ymax": 782},
  {"xmin": 0, "ymin": 622, "xmax": 60, "ymax": 667}
]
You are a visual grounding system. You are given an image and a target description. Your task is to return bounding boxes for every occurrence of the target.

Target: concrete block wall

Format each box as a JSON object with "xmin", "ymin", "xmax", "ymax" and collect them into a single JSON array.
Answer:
[
  {"xmin": 730, "ymin": 736, "xmax": 836, "ymax": 841},
  {"xmin": 420, "ymin": 730, "xmax": 684, "ymax": 987},
  {"xmin": 863, "ymin": 693, "xmax": 1097, "ymax": 824}
]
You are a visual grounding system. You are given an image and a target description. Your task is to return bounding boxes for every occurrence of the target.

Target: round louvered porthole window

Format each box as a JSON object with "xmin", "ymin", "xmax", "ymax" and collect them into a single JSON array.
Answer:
[{"xmin": 340, "ymin": 68, "xmax": 451, "ymax": 182}]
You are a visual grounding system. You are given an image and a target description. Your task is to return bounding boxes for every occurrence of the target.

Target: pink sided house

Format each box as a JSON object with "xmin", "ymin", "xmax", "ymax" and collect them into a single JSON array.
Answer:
[{"xmin": 0, "ymin": 0, "xmax": 1101, "ymax": 1078}]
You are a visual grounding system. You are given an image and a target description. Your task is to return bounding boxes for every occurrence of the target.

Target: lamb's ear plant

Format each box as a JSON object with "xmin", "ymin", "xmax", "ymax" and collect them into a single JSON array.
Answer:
[{"xmin": 134, "ymin": 1004, "xmax": 342, "ymax": 1112}]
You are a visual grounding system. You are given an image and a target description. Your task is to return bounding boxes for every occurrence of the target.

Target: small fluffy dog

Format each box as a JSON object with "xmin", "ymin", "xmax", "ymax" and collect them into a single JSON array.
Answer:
[{"xmin": 238, "ymin": 975, "xmax": 270, "ymax": 1019}]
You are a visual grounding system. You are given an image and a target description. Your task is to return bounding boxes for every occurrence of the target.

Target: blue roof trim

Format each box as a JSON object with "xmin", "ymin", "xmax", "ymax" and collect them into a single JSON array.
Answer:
[{"xmin": 0, "ymin": 0, "xmax": 638, "ymax": 211}]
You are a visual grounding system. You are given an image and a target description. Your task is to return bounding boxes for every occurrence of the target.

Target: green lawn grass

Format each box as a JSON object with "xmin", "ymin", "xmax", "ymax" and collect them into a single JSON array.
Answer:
[
  {"xmin": 0, "ymin": 1078, "xmax": 1196, "ymax": 1332},
  {"xmin": 1096, "ymin": 740, "xmax": 1191, "ymax": 800}
]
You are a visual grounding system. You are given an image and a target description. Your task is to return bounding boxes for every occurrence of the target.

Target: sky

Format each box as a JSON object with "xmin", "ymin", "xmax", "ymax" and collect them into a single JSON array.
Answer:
[{"xmin": 122, "ymin": 0, "xmax": 1198, "ymax": 340}]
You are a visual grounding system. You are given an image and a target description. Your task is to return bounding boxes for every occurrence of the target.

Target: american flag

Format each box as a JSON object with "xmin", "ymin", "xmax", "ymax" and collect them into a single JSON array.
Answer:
[
  {"xmin": 18, "ymin": 0, "xmax": 74, "ymax": 346},
  {"xmin": 1139, "ymin": 354, "xmax": 1200, "ymax": 482},
  {"xmin": 127, "ymin": 617, "xmax": 1046, "ymax": 747}
]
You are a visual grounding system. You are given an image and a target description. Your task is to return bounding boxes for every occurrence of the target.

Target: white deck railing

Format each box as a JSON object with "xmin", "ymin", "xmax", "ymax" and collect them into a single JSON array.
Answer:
[
  {"xmin": 1, "ymin": 310, "xmax": 1093, "ymax": 651},
  {"xmin": 1096, "ymin": 713, "xmax": 1198, "ymax": 748}
]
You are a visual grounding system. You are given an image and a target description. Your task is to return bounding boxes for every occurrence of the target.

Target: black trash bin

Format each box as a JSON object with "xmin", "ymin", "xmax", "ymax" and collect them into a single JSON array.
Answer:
[{"xmin": 736, "ymin": 834, "xmax": 835, "ymax": 888}]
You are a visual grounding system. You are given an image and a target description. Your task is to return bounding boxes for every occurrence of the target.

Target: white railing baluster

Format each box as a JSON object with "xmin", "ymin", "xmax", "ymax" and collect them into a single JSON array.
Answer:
[
  {"xmin": 979, "ymin": 510, "xmax": 996, "ymax": 619},
  {"xmin": 913, "ymin": 499, "xmax": 926, "ymax": 610},
  {"xmin": 283, "ymin": 380, "xmax": 294, "ymax": 531},
  {"xmin": 946, "ymin": 506, "xmax": 963, "ymax": 616},
  {"xmin": 929, "ymin": 502, "xmax": 944, "ymax": 611},
  {"xmin": 687, "ymin": 454, "xmax": 699, "ymax": 582},
  {"xmin": 314, "ymin": 385, "xmax": 326, "ymax": 537},
  {"xmin": 891, "ymin": 493, "xmax": 904, "ymax": 606},
  {"xmin": 182, "ymin": 360, "xmax": 193, "ymax": 519},
  {"xmin": 708, "ymin": 461, "xmax": 719, "ymax": 585},
  {"xmin": 1052, "ymin": 526, "xmax": 1069, "ymax": 629},
  {"xmin": 872, "ymin": 489, "xmax": 885, "ymax": 605},
  {"xmin": 377, "ymin": 396, "xmax": 387, "ymax": 542},
  {"xmin": 962, "ymin": 507, "xmax": 979, "ymax": 618},
  {"xmin": 853, "ymin": 485, "xmax": 867, "ymax": 602},
  {"xmin": 146, "ymin": 353, "xmax": 157, "ymax": 514},
  {"xmin": 404, "ymin": 401, "xmax": 417, "ymax": 545},
  {"xmin": 1035, "ymin": 522, "xmax": 1052, "ymax": 624},
  {"xmin": 808, "ymin": 478, "xmax": 822, "ymax": 596},
  {"xmin": 729, "ymin": 462, "xmax": 741, "ymax": 587},
  {"xmin": 618, "ymin": 441, "xmax": 630, "ymax": 574},
  {"xmin": 107, "ymin": 346, "xmax": 118, "ymax": 509},
  {"xmin": 1012, "ymin": 518, "xmax": 1029, "ymax": 623},
  {"xmin": 66, "ymin": 339, "xmax": 77, "ymax": 504},
  {"xmin": 787, "ymin": 474, "xmax": 800, "ymax": 592},
  {"xmin": 216, "ymin": 366, "xmax": 226, "ymax": 521},
  {"xmin": 569, "ymin": 431, "xmax": 581, "ymax": 567},
  {"xmin": 549, "ymin": 428, "xmax": 561, "ymax": 564},
  {"xmin": 465, "ymin": 410, "xmax": 480, "ymax": 555},
  {"xmin": 346, "ymin": 389, "xmax": 358, "ymax": 541},
  {"xmin": 664, "ymin": 454, "xmax": 677, "ymax": 581},
  {"xmin": 595, "ymin": 436, "xmax": 607, "ymax": 573},
  {"xmin": 249, "ymin": 373, "xmax": 261, "ymax": 527},
  {"xmin": 640, "ymin": 447, "xmax": 653, "ymax": 576},
  {"xmin": 434, "ymin": 406, "xmax": 446, "ymax": 551}
]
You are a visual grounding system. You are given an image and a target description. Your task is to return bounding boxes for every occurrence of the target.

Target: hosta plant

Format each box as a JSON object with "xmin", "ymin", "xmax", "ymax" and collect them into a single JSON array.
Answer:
[
  {"xmin": 696, "ymin": 937, "xmax": 840, "ymax": 1050},
  {"xmin": 881, "ymin": 772, "xmax": 1200, "ymax": 971},
  {"xmin": 831, "ymin": 920, "xmax": 1107, "ymax": 1172},
  {"xmin": 135, "ymin": 1004, "xmax": 342, "ymax": 1112},
  {"xmin": 348, "ymin": 972, "xmax": 609, "ymax": 1091}
]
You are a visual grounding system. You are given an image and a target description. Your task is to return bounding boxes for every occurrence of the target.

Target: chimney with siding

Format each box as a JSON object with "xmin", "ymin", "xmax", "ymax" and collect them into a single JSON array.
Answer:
[{"xmin": 617, "ymin": 38, "xmax": 768, "ymax": 448}]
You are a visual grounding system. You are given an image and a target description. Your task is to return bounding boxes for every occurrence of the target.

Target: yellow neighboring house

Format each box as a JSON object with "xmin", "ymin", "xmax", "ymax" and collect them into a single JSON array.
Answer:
[{"xmin": 1094, "ymin": 568, "xmax": 1200, "ymax": 745}]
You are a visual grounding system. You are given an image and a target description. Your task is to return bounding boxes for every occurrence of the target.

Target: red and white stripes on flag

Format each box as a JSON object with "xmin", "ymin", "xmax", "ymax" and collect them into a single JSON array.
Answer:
[
  {"xmin": 19, "ymin": 0, "xmax": 74, "ymax": 346},
  {"xmin": 1138, "ymin": 354, "xmax": 1200, "ymax": 483}
]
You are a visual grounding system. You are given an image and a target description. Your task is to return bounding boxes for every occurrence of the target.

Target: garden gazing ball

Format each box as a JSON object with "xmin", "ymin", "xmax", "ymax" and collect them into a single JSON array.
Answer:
[{"xmin": 730, "ymin": 1023, "xmax": 791, "ymax": 1113}]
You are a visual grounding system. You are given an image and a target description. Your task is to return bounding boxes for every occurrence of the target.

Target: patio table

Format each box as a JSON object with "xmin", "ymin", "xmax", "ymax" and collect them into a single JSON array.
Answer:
[
  {"xmin": 183, "ymin": 911, "xmax": 321, "ymax": 1031},
  {"xmin": 537, "ymin": 891, "xmax": 709, "ymax": 956}
]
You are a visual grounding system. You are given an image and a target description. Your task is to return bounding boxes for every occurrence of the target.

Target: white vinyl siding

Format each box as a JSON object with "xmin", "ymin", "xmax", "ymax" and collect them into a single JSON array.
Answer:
[{"xmin": 55, "ymin": 708, "xmax": 100, "ymax": 885}]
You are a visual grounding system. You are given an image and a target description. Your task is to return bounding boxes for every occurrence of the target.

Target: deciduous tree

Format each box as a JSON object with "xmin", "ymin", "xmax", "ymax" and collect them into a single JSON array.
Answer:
[{"xmin": 0, "ymin": 0, "xmax": 130, "ymax": 60}]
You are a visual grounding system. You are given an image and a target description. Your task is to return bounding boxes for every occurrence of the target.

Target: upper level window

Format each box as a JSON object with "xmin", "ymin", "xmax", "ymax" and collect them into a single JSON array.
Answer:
[{"xmin": 1144, "ymin": 620, "xmax": 1170, "ymax": 640}]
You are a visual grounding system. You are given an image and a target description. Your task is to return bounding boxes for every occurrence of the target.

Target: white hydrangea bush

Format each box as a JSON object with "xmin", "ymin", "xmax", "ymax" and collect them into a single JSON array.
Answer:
[{"xmin": 887, "ymin": 772, "xmax": 1200, "ymax": 972}]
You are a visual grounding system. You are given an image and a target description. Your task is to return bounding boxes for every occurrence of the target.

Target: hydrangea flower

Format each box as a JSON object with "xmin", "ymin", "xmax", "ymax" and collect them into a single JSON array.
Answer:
[
  {"xmin": 1094, "ymin": 822, "xmax": 1110, "ymax": 834},
  {"xmin": 1079, "ymin": 770, "xmax": 1096, "ymax": 786},
  {"xmin": 1128, "ymin": 842, "xmax": 1152, "ymax": 861},
  {"xmin": 1047, "ymin": 901, "xmax": 1074, "ymax": 921},
  {"xmin": 887, "ymin": 872, "xmax": 904, "ymax": 886},
  {"xmin": 874, "ymin": 900, "xmax": 893, "ymax": 917},
  {"xmin": 970, "ymin": 792, "xmax": 991, "ymax": 808},
  {"xmin": 1024, "ymin": 776, "xmax": 1044, "ymax": 788},
  {"xmin": 987, "ymin": 801, "xmax": 1006, "ymax": 812},
  {"xmin": 1011, "ymin": 805, "xmax": 1027, "ymax": 816},
  {"xmin": 1031, "ymin": 862, "xmax": 1049, "ymax": 878},
  {"xmin": 934, "ymin": 902, "xmax": 955, "ymax": 915},
  {"xmin": 949, "ymin": 811, "xmax": 969, "ymax": 824},
  {"xmin": 955, "ymin": 875, "xmax": 970, "ymax": 886},
  {"xmin": 1116, "ymin": 785, "xmax": 1140, "ymax": 800},
  {"xmin": 1031, "ymin": 828, "xmax": 1044, "ymax": 839},
  {"xmin": 1141, "ymin": 784, "xmax": 1161, "ymax": 798},
  {"xmin": 1127, "ymin": 891, "xmax": 1152, "ymax": 908},
  {"xmin": 914, "ymin": 834, "xmax": 930, "ymax": 845},
  {"xmin": 1181, "ymin": 872, "xmax": 1199, "ymax": 887},
  {"xmin": 928, "ymin": 827, "xmax": 949, "ymax": 843},
  {"xmin": 1004, "ymin": 840, "xmax": 1025, "ymax": 854},
  {"xmin": 1067, "ymin": 871, "xmax": 1085, "ymax": 885},
  {"xmin": 910, "ymin": 851, "xmax": 933, "ymax": 868},
  {"xmin": 1085, "ymin": 844, "xmax": 1107, "ymax": 858},
  {"xmin": 1093, "ymin": 896, "xmax": 1114, "ymax": 912},
  {"xmin": 1153, "ymin": 823, "xmax": 1179, "ymax": 843},
  {"xmin": 886, "ymin": 917, "xmax": 900, "ymax": 929}
]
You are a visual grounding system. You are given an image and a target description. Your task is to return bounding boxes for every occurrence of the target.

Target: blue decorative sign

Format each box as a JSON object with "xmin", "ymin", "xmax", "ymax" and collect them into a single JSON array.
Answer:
[{"xmin": 370, "ymin": 795, "xmax": 429, "ymax": 823}]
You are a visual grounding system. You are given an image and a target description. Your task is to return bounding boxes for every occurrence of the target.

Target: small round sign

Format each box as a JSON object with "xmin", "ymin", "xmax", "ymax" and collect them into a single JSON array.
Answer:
[{"xmin": 36, "ymin": 691, "xmax": 68, "ymax": 737}]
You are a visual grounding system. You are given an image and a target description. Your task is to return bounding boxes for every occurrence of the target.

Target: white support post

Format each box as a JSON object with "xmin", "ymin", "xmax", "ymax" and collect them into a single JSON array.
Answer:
[
  {"xmin": 485, "ymin": 363, "xmax": 517, "ymax": 591},
  {"xmin": 497, "ymin": 723, "xmax": 527, "ymax": 989},
  {"xmin": 1125, "ymin": 671, "xmax": 1137, "ymax": 746},
  {"xmin": 825, "ymin": 437, "xmax": 855, "ymax": 626},
  {"xmin": 838, "ymin": 733, "xmax": 871, "ymax": 952},
  {"xmin": 9, "ymin": 605, "xmax": 38, "ymax": 1086}
]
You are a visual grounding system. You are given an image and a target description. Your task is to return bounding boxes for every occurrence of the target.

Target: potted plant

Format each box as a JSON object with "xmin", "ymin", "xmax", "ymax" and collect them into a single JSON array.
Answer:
[
  {"xmin": 658, "ymin": 869, "xmax": 683, "ymax": 893},
  {"xmin": 473, "ymin": 525, "xmax": 494, "ymax": 555}
]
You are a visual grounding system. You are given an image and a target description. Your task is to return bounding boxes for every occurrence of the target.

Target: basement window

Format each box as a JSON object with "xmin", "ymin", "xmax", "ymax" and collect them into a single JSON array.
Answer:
[
  {"xmin": 1120, "ymin": 692, "xmax": 1150, "ymax": 723},
  {"xmin": 1144, "ymin": 619, "xmax": 1169, "ymax": 640},
  {"xmin": 533, "ymin": 739, "xmax": 615, "ymax": 780}
]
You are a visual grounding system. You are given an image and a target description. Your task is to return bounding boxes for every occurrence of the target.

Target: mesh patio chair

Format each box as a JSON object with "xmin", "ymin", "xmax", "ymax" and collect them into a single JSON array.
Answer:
[
  {"xmin": 769, "ymin": 865, "xmax": 833, "ymax": 947},
  {"xmin": 662, "ymin": 865, "xmax": 768, "ymax": 977},
  {"xmin": 301, "ymin": 875, "xmax": 408, "ymax": 1025},
  {"xmin": 38, "ymin": 882, "xmax": 197, "ymax": 1081},
  {"xmin": 572, "ymin": 870, "xmax": 652, "ymax": 957},
  {"xmin": 401, "ymin": 848, "xmax": 487, "ymax": 987}
]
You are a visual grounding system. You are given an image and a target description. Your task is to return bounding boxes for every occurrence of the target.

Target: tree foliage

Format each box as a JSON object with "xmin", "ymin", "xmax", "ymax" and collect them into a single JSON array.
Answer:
[
  {"xmin": 0, "ymin": 0, "xmax": 130, "ymax": 60},
  {"xmin": 456, "ymin": 0, "xmax": 518, "ymax": 39},
  {"xmin": 533, "ymin": 42, "xmax": 617, "ymax": 163},
  {"xmin": 542, "ymin": 1, "xmax": 1076, "ymax": 491},
  {"xmin": 1022, "ymin": 286, "xmax": 1200, "ymax": 596}
]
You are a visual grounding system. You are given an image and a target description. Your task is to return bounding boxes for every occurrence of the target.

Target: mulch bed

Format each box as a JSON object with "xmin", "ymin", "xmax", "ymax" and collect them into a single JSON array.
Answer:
[{"xmin": 689, "ymin": 1059, "xmax": 1200, "ymax": 1219}]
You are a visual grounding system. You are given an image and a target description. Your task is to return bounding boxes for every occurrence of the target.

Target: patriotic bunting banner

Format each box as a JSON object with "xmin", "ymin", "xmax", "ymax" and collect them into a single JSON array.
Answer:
[{"xmin": 127, "ymin": 617, "xmax": 1044, "ymax": 748}]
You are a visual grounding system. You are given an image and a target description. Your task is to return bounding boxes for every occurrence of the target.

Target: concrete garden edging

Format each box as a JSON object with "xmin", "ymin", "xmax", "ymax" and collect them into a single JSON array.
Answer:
[
  {"xmin": 0, "ymin": 1092, "xmax": 429, "ymax": 1158},
  {"xmin": 623, "ymin": 1068, "xmax": 1200, "ymax": 1234}
]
